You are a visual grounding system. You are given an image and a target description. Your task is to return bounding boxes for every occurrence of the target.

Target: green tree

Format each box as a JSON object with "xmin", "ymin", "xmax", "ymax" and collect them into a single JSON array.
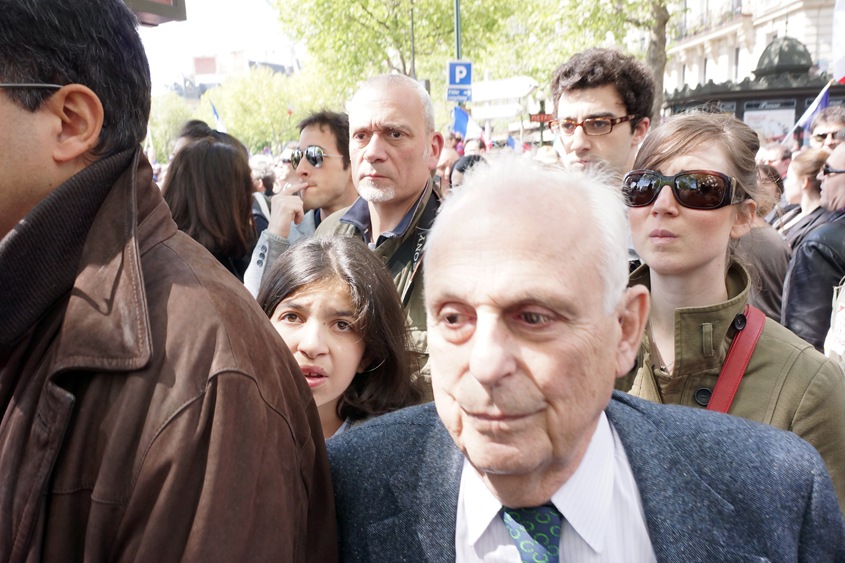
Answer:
[{"xmin": 147, "ymin": 91, "xmax": 195, "ymax": 163}]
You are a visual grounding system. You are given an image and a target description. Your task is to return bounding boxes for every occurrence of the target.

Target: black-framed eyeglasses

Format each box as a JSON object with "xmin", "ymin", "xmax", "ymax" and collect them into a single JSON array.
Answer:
[
  {"xmin": 291, "ymin": 146, "xmax": 343, "ymax": 169},
  {"xmin": 823, "ymin": 164, "xmax": 845, "ymax": 176},
  {"xmin": 549, "ymin": 115, "xmax": 635, "ymax": 137},
  {"xmin": 623, "ymin": 169, "xmax": 746, "ymax": 210},
  {"xmin": 0, "ymin": 83, "xmax": 63, "ymax": 89}
]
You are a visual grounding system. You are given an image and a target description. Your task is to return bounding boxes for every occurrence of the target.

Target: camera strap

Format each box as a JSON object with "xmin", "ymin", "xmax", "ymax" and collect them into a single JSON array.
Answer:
[{"xmin": 706, "ymin": 304, "xmax": 766, "ymax": 414}]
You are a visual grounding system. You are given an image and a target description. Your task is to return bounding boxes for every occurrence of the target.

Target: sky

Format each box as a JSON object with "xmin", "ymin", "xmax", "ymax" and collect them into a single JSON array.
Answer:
[{"xmin": 138, "ymin": 0, "xmax": 299, "ymax": 94}]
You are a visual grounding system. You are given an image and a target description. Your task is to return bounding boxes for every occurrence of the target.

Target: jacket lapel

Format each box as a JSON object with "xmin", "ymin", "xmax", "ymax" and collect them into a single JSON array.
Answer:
[
  {"xmin": 51, "ymin": 150, "xmax": 169, "ymax": 376},
  {"xmin": 606, "ymin": 396, "xmax": 769, "ymax": 563},
  {"xmin": 368, "ymin": 415, "xmax": 463, "ymax": 562}
]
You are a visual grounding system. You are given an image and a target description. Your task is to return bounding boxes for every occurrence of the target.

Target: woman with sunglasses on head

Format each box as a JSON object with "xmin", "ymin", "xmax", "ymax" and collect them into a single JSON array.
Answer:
[
  {"xmin": 618, "ymin": 113, "xmax": 845, "ymax": 511},
  {"xmin": 258, "ymin": 236, "xmax": 422, "ymax": 439},
  {"xmin": 244, "ymin": 111, "xmax": 359, "ymax": 297}
]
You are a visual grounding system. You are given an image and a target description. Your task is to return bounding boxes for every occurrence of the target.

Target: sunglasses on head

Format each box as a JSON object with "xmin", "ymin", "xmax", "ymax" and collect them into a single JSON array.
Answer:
[
  {"xmin": 291, "ymin": 146, "xmax": 343, "ymax": 169},
  {"xmin": 623, "ymin": 169, "xmax": 745, "ymax": 210}
]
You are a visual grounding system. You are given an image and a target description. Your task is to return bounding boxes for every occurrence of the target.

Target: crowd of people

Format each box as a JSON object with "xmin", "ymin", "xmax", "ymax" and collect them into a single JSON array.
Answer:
[{"xmin": 2, "ymin": 0, "xmax": 845, "ymax": 561}]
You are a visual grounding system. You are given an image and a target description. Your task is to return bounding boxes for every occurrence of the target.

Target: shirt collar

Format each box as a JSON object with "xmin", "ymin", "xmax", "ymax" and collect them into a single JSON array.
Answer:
[
  {"xmin": 461, "ymin": 412, "xmax": 616, "ymax": 554},
  {"xmin": 340, "ymin": 183, "xmax": 428, "ymax": 246}
]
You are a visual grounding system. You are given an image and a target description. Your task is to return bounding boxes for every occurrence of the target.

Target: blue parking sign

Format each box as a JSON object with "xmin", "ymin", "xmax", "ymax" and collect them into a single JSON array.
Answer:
[{"xmin": 448, "ymin": 61, "xmax": 472, "ymax": 87}]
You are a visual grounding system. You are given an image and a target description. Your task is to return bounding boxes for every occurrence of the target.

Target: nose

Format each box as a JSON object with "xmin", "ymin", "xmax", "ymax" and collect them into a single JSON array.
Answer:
[
  {"xmin": 468, "ymin": 312, "xmax": 517, "ymax": 387},
  {"xmin": 296, "ymin": 319, "xmax": 329, "ymax": 359},
  {"xmin": 362, "ymin": 133, "xmax": 388, "ymax": 163},
  {"xmin": 296, "ymin": 156, "xmax": 311, "ymax": 179},
  {"xmin": 568, "ymin": 126, "xmax": 592, "ymax": 153},
  {"xmin": 651, "ymin": 184, "xmax": 679, "ymax": 215}
]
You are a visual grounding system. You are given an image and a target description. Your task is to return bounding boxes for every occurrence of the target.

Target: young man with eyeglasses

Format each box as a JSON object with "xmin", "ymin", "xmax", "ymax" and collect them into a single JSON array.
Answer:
[
  {"xmin": 243, "ymin": 110, "xmax": 358, "ymax": 297},
  {"xmin": 550, "ymin": 48, "xmax": 655, "ymax": 175},
  {"xmin": 809, "ymin": 106, "xmax": 845, "ymax": 151},
  {"xmin": 782, "ymin": 144, "xmax": 845, "ymax": 351},
  {"xmin": 0, "ymin": 1, "xmax": 336, "ymax": 561}
]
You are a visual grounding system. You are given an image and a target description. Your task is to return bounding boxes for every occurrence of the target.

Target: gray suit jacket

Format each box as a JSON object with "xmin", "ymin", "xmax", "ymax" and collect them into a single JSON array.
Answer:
[{"xmin": 328, "ymin": 392, "xmax": 845, "ymax": 562}]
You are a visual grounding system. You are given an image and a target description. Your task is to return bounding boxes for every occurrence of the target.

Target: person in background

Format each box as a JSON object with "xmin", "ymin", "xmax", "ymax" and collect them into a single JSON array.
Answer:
[
  {"xmin": 736, "ymin": 164, "xmax": 792, "ymax": 321},
  {"xmin": 775, "ymin": 148, "xmax": 830, "ymax": 248},
  {"xmin": 809, "ymin": 107, "xmax": 845, "ymax": 151},
  {"xmin": 258, "ymin": 236, "xmax": 422, "ymax": 439},
  {"xmin": 327, "ymin": 155, "xmax": 845, "ymax": 562},
  {"xmin": 449, "ymin": 154, "xmax": 485, "ymax": 190},
  {"xmin": 756, "ymin": 142, "xmax": 791, "ymax": 178},
  {"xmin": 274, "ymin": 146, "xmax": 300, "ymax": 193},
  {"xmin": 463, "ymin": 137, "xmax": 486, "ymax": 156},
  {"xmin": 618, "ymin": 113, "xmax": 845, "ymax": 511},
  {"xmin": 782, "ymin": 144, "xmax": 845, "ymax": 353},
  {"xmin": 436, "ymin": 146, "xmax": 460, "ymax": 194},
  {"xmin": 0, "ymin": 0, "xmax": 336, "ymax": 559},
  {"xmin": 249, "ymin": 153, "xmax": 275, "ymax": 235},
  {"xmin": 244, "ymin": 110, "xmax": 358, "ymax": 297},
  {"xmin": 163, "ymin": 137, "xmax": 256, "ymax": 281}
]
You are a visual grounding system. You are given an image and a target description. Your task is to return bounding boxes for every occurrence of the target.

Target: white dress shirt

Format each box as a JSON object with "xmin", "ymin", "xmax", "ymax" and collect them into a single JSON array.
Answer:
[{"xmin": 455, "ymin": 412, "xmax": 657, "ymax": 562}]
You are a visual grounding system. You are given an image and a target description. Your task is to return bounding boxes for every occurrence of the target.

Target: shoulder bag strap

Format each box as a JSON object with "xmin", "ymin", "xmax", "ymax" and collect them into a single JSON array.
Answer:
[{"xmin": 706, "ymin": 305, "xmax": 766, "ymax": 413}]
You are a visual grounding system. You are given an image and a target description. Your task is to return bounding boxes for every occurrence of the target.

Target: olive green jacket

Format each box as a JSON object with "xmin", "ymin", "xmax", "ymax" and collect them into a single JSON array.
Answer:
[
  {"xmin": 618, "ymin": 263, "xmax": 845, "ymax": 512},
  {"xmin": 315, "ymin": 181, "xmax": 438, "ymax": 399}
]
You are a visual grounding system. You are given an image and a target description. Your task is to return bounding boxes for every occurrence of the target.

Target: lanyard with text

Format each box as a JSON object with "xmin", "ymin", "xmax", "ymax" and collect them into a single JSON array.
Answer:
[
  {"xmin": 706, "ymin": 304, "xmax": 766, "ymax": 413},
  {"xmin": 388, "ymin": 188, "xmax": 441, "ymax": 308}
]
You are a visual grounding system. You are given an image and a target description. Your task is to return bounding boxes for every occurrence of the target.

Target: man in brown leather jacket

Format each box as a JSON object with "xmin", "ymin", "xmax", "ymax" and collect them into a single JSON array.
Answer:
[{"xmin": 0, "ymin": 1, "xmax": 337, "ymax": 562}]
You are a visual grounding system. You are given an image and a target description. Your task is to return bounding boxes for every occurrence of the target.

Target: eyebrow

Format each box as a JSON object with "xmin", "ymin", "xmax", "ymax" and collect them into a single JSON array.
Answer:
[
  {"xmin": 278, "ymin": 301, "xmax": 356, "ymax": 318},
  {"xmin": 560, "ymin": 111, "xmax": 619, "ymax": 120}
]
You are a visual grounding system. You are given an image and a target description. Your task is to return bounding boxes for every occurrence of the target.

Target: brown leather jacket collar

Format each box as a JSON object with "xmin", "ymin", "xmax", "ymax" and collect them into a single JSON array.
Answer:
[{"xmin": 49, "ymin": 149, "xmax": 177, "ymax": 376}]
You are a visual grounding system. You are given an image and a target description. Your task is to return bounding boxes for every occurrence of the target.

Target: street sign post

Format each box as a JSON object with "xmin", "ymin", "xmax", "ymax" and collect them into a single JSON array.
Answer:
[{"xmin": 447, "ymin": 60, "xmax": 472, "ymax": 102}]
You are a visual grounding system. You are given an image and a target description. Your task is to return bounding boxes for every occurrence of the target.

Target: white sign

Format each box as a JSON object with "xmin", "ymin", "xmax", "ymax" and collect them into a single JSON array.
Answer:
[{"xmin": 472, "ymin": 76, "xmax": 538, "ymax": 103}]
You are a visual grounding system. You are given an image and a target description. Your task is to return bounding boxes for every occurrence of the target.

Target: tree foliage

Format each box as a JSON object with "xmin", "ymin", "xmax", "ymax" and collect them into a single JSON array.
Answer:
[
  {"xmin": 274, "ymin": 0, "xmax": 673, "ymax": 128},
  {"xmin": 147, "ymin": 91, "xmax": 195, "ymax": 164}
]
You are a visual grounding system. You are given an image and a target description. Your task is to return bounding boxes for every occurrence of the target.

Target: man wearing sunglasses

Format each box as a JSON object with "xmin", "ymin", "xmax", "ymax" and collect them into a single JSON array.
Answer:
[
  {"xmin": 782, "ymin": 144, "xmax": 845, "ymax": 351},
  {"xmin": 244, "ymin": 110, "xmax": 358, "ymax": 297},
  {"xmin": 809, "ymin": 106, "xmax": 845, "ymax": 151},
  {"xmin": 316, "ymin": 74, "xmax": 445, "ymax": 395},
  {"xmin": 550, "ymin": 49, "xmax": 655, "ymax": 175},
  {"xmin": 0, "ymin": 0, "xmax": 337, "ymax": 561}
]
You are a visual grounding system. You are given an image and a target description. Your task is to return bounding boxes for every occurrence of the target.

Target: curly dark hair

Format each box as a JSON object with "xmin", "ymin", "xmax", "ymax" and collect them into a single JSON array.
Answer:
[
  {"xmin": 551, "ymin": 48, "xmax": 655, "ymax": 129},
  {"xmin": 258, "ymin": 236, "xmax": 422, "ymax": 422},
  {"xmin": 0, "ymin": 0, "xmax": 151, "ymax": 158}
]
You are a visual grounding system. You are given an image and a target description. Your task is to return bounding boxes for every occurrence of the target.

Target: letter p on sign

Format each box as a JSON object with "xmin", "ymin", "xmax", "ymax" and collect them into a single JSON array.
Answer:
[{"xmin": 455, "ymin": 66, "xmax": 467, "ymax": 82}]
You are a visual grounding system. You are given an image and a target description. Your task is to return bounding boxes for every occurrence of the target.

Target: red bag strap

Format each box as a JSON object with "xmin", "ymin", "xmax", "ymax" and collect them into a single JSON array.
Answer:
[{"xmin": 706, "ymin": 305, "xmax": 766, "ymax": 414}]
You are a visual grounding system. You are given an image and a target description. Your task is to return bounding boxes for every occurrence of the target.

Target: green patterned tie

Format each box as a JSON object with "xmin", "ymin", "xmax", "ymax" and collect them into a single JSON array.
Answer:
[{"xmin": 500, "ymin": 504, "xmax": 563, "ymax": 563}]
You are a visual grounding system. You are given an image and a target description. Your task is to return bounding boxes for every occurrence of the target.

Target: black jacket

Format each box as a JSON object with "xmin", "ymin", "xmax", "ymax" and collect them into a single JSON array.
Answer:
[{"xmin": 782, "ymin": 209, "xmax": 845, "ymax": 351}]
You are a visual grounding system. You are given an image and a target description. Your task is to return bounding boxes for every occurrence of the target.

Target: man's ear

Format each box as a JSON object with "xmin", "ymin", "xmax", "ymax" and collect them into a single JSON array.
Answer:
[
  {"xmin": 427, "ymin": 132, "xmax": 445, "ymax": 171},
  {"xmin": 45, "ymin": 84, "xmax": 104, "ymax": 164},
  {"xmin": 631, "ymin": 116, "xmax": 650, "ymax": 147},
  {"xmin": 615, "ymin": 285, "xmax": 650, "ymax": 378}
]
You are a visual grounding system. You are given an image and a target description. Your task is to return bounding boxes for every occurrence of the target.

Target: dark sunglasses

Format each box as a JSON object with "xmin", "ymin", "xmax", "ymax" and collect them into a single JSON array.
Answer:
[
  {"xmin": 623, "ymin": 169, "xmax": 745, "ymax": 210},
  {"xmin": 822, "ymin": 164, "xmax": 845, "ymax": 176},
  {"xmin": 291, "ymin": 146, "xmax": 343, "ymax": 169},
  {"xmin": 813, "ymin": 131, "xmax": 842, "ymax": 143}
]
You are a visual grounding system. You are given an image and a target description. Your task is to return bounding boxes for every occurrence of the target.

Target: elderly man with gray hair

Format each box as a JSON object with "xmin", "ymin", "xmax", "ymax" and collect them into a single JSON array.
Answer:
[{"xmin": 327, "ymin": 156, "xmax": 845, "ymax": 562}]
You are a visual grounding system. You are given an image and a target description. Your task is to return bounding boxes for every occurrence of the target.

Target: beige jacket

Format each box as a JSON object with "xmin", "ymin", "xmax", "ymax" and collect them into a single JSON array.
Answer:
[{"xmin": 618, "ymin": 263, "xmax": 845, "ymax": 512}]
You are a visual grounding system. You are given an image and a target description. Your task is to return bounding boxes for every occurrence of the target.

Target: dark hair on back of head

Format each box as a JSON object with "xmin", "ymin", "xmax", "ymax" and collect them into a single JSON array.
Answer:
[
  {"xmin": 0, "ymin": 0, "xmax": 151, "ymax": 158},
  {"xmin": 257, "ymin": 236, "xmax": 422, "ymax": 422},
  {"xmin": 551, "ymin": 48, "xmax": 655, "ymax": 129},
  {"xmin": 179, "ymin": 119, "xmax": 215, "ymax": 141},
  {"xmin": 162, "ymin": 138, "xmax": 256, "ymax": 257},
  {"xmin": 297, "ymin": 110, "xmax": 351, "ymax": 169}
]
